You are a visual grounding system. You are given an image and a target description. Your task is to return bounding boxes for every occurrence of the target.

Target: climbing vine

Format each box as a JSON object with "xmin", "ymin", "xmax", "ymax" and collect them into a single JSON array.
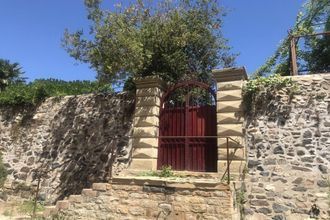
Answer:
[
  {"xmin": 254, "ymin": 0, "xmax": 330, "ymax": 76},
  {"xmin": 242, "ymin": 74, "xmax": 298, "ymax": 115}
]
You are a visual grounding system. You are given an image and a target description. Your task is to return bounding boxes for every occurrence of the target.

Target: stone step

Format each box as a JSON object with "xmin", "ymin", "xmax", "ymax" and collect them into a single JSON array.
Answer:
[
  {"xmin": 56, "ymin": 200, "xmax": 70, "ymax": 210},
  {"xmin": 81, "ymin": 188, "xmax": 99, "ymax": 198},
  {"xmin": 41, "ymin": 183, "xmax": 110, "ymax": 218},
  {"xmin": 92, "ymin": 182, "xmax": 110, "ymax": 192},
  {"xmin": 42, "ymin": 205, "xmax": 57, "ymax": 218},
  {"xmin": 68, "ymin": 194, "xmax": 83, "ymax": 203},
  {"xmin": 12, "ymin": 216, "xmax": 31, "ymax": 220}
]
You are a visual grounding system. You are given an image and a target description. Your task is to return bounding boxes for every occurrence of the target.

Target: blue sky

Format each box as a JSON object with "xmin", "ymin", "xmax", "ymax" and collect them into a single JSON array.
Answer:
[{"xmin": 0, "ymin": 0, "xmax": 304, "ymax": 81}]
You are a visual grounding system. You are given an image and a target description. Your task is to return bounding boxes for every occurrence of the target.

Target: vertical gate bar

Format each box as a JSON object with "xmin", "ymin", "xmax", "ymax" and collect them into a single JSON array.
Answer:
[
  {"xmin": 182, "ymin": 100, "xmax": 184, "ymax": 170},
  {"xmin": 167, "ymin": 108, "xmax": 169, "ymax": 167},
  {"xmin": 204, "ymin": 105, "xmax": 207, "ymax": 171},
  {"xmin": 168, "ymin": 140, "xmax": 170, "ymax": 168},
  {"xmin": 205, "ymin": 106, "xmax": 208, "ymax": 171},
  {"xmin": 176, "ymin": 105, "xmax": 178, "ymax": 169},
  {"xmin": 197, "ymin": 106, "xmax": 200, "ymax": 171},
  {"xmin": 158, "ymin": 107, "xmax": 162, "ymax": 169},
  {"xmin": 181, "ymin": 101, "xmax": 184, "ymax": 137},
  {"xmin": 202, "ymin": 106, "xmax": 204, "ymax": 135},
  {"xmin": 201, "ymin": 140, "xmax": 203, "ymax": 171},
  {"xmin": 171, "ymin": 105, "xmax": 174, "ymax": 168},
  {"xmin": 168, "ymin": 106, "xmax": 171, "ymax": 167},
  {"xmin": 173, "ymin": 105, "xmax": 175, "ymax": 168},
  {"xmin": 173, "ymin": 107, "xmax": 176, "ymax": 169},
  {"xmin": 174, "ymin": 104, "xmax": 177, "ymax": 137},
  {"xmin": 201, "ymin": 105, "xmax": 204, "ymax": 171},
  {"xmin": 163, "ymin": 109, "xmax": 165, "ymax": 168},
  {"xmin": 162, "ymin": 108, "xmax": 165, "ymax": 168},
  {"xmin": 180, "ymin": 105, "xmax": 182, "ymax": 170},
  {"xmin": 185, "ymin": 89, "xmax": 190, "ymax": 170},
  {"xmin": 164, "ymin": 109, "xmax": 166, "ymax": 167},
  {"xmin": 191, "ymin": 106, "xmax": 194, "ymax": 171}
]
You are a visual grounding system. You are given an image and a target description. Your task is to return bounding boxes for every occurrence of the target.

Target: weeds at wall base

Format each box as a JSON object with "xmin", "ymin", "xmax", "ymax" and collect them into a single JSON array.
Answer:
[{"xmin": 139, "ymin": 165, "xmax": 176, "ymax": 178}]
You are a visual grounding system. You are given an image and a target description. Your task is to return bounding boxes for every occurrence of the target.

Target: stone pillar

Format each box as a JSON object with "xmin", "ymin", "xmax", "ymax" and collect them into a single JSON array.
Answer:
[
  {"xmin": 129, "ymin": 76, "xmax": 164, "ymax": 171},
  {"xmin": 213, "ymin": 67, "xmax": 247, "ymax": 175}
]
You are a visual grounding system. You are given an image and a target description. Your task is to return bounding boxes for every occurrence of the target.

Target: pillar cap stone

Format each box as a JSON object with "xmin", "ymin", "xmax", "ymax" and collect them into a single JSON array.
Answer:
[
  {"xmin": 134, "ymin": 76, "xmax": 165, "ymax": 89},
  {"xmin": 212, "ymin": 67, "xmax": 248, "ymax": 82}
]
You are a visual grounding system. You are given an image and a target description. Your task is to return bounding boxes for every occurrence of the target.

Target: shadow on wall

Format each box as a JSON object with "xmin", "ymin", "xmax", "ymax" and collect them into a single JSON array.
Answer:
[
  {"xmin": 35, "ymin": 93, "xmax": 135, "ymax": 202},
  {"xmin": 244, "ymin": 89, "xmax": 294, "ymax": 128}
]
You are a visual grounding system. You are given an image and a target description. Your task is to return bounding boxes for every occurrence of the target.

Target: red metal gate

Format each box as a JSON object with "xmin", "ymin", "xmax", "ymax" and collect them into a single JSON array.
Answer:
[{"xmin": 158, "ymin": 81, "xmax": 217, "ymax": 172}]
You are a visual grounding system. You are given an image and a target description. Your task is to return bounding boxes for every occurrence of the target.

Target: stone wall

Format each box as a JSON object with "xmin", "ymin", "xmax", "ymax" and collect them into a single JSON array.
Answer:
[
  {"xmin": 46, "ymin": 177, "xmax": 233, "ymax": 220},
  {"xmin": 1, "ymin": 73, "xmax": 330, "ymax": 220},
  {"xmin": 244, "ymin": 74, "xmax": 330, "ymax": 219},
  {"xmin": 0, "ymin": 93, "xmax": 134, "ymax": 203}
]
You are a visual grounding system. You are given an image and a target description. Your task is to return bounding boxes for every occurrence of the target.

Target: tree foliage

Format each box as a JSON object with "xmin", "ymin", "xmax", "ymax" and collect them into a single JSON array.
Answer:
[
  {"xmin": 304, "ymin": 15, "xmax": 330, "ymax": 73},
  {"xmin": 0, "ymin": 79, "xmax": 113, "ymax": 107},
  {"xmin": 0, "ymin": 59, "xmax": 25, "ymax": 91},
  {"xmin": 254, "ymin": 0, "xmax": 330, "ymax": 77},
  {"xmin": 63, "ymin": 0, "xmax": 236, "ymax": 87}
]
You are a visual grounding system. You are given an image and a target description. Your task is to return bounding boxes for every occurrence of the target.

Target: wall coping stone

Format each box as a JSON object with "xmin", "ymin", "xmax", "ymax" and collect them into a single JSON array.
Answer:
[
  {"xmin": 213, "ymin": 67, "xmax": 248, "ymax": 82},
  {"xmin": 285, "ymin": 72, "xmax": 330, "ymax": 80},
  {"xmin": 134, "ymin": 76, "xmax": 166, "ymax": 89}
]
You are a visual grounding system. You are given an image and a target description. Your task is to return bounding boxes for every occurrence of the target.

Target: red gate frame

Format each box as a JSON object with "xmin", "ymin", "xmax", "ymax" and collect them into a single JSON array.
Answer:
[
  {"xmin": 158, "ymin": 80, "xmax": 217, "ymax": 171},
  {"xmin": 160, "ymin": 80, "xmax": 216, "ymax": 107}
]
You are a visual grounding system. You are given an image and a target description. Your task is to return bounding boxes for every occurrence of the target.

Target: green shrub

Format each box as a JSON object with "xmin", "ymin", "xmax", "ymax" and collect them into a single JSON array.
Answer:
[
  {"xmin": 0, "ymin": 153, "xmax": 8, "ymax": 188},
  {"xmin": 0, "ymin": 79, "xmax": 114, "ymax": 107}
]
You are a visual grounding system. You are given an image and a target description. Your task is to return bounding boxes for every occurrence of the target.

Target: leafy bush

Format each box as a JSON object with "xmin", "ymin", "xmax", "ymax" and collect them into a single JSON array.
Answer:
[
  {"xmin": 0, "ymin": 79, "xmax": 113, "ymax": 107},
  {"xmin": 0, "ymin": 153, "xmax": 8, "ymax": 188}
]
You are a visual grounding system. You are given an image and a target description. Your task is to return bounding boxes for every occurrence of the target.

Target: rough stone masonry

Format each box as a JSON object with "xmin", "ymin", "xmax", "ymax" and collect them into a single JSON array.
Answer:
[
  {"xmin": 0, "ymin": 73, "xmax": 329, "ymax": 220},
  {"xmin": 244, "ymin": 74, "xmax": 330, "ymax": 220},
  {"xmin": 0, "ymin": 92, "xmax": 135, "ymax": 203},
  {"xmin": 46, "ymin": 177, "xmax": 233, "ymax": 220}
]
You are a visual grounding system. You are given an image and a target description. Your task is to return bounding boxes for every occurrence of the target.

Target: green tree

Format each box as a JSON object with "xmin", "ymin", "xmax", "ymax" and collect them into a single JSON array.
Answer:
[
  {"xmin": 63, "ymin": 0, "xmax": 235, "ymax": 87},
  {"xmin": 0, "ymin": 59, "xmax": 25, "ymax": 91},
  {"xmin": 304, "ymin": 14, "xmax": 330, "ymax": 73},
  {"xmin": 255, "ymin": 0, "xmax": 330, "ymax": 77}
]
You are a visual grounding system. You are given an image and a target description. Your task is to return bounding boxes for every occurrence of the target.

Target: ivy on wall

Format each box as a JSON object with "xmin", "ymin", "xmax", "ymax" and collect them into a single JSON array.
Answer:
[{"xmin": 242, "ymin": 74, "xmax": 298, "ymax": 115}]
